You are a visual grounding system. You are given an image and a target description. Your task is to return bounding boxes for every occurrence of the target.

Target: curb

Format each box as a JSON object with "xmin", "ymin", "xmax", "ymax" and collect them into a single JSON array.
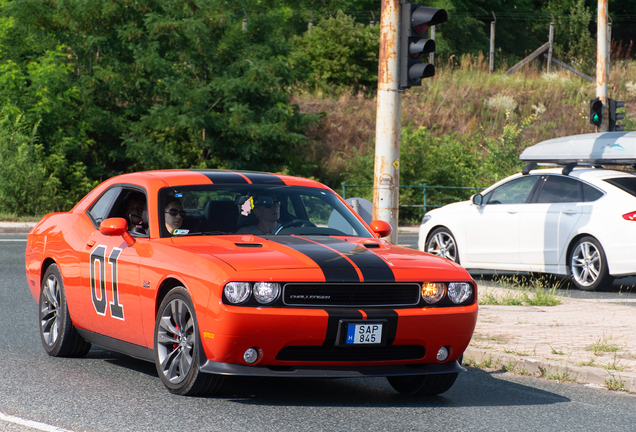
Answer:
[
  {"xmin": 0, "ymin": 222, "xmax": 36, "ymax": 234},
  {"xmin": 464, "ymin": 347, "xmax": 636, "ymax": 393}
]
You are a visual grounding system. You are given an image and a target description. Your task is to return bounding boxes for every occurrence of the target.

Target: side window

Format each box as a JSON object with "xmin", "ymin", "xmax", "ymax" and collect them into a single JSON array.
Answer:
[
  {"xmin": 88, "ymin": 188, "xmax": 120, "ymax": 226},
  {"xmin": 582, "ymin": 183, "xmax": 604, "ymax": 202},
  {"xmin": 536, "ymin": 176, "xmax": 582, "ymax": 203},
  {"xmin": 109, "ymin": 189, "xmax": 149, "ymax": 236},
  {"xmin": 487, "ymin": 176, "xmax": 539, "ymax": 205}
]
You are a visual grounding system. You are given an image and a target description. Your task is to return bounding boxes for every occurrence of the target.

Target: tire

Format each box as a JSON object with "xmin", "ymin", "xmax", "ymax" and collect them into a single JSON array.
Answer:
[
  {"xmin": 426, "ymin": 228, "xmax": 460, "ymax": 263},
  {"xmin": 387, "ymin": 373, "xmax": 459, "ymax": 396},
  {"xmin": 154, "ymin": 287, "xmax": 225, "ymax": 396},
  {"xmin": 568, "ymin": 236, "xmax": 614, "ymax": 291},
  {"xmin": 39, "ymin": 264, "xmax": 91, "ymax": 357}
]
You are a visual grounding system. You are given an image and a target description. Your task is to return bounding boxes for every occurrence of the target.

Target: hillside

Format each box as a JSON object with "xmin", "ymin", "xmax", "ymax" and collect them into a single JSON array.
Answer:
[{"xmin": 294, "ymin": 57, "xmax": 636, "ymax": 175}]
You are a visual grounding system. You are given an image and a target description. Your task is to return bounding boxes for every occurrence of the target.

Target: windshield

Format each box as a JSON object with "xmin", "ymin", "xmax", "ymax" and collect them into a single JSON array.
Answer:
[{"xmin": 159, "ymin": 185, "xmax": 373, "ymax": 238}]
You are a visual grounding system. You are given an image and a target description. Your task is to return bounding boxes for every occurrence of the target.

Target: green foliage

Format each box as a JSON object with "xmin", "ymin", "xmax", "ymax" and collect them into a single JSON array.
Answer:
[
  {"xmin": 0, "ymin": 112, "xmax": 49, "ymax": 215},
  {"xmin": 483, "ymin": 111, "xmax": 537, "ymax": 183},
  {"xmin": 544, "ymin": 0, "xmax": 596, "ymax": 73},
  {"xmin": 291, "ymin": 11, "xmax": 379, "ymax": 95}
]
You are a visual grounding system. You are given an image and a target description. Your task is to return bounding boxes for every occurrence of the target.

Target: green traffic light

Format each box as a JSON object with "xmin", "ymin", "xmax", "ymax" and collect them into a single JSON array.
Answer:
[{"xmin": 593, "ymin": 114, "xmax": 600, "ymax": 122}]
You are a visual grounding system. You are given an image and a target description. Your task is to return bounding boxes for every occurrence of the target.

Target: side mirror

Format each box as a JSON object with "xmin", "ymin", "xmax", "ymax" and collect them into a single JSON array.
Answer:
[
  {"xmin": 100, "ymin": 217, "xmax": 135, "ymax": 246},
  {"xmin": 471, "ymin": 194, "xmax": 483, "ymax": 206},
  {"xmin": 370, "ymin": 220, "xmax": 392, "ymax": 238}
]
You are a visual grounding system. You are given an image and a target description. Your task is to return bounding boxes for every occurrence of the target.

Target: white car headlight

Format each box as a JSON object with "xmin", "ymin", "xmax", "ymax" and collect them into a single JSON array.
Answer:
[
  {"xmin": 421, "ymin": 215, "xmax": 431, "ymax": 224},
  {"xmin": 421, "ymin": 282, "xmax": 446, "ymax": 304},
  {"xmin": 448, "ymin": 282, "xmax": 473, "ymax": 304},
  {"xmin": 253, "ymin": 282, "xmax": 281, "ymax": 304},
  {"xmin": 224, "ymin": 282, "xmax": 251, "ymax": 304}
]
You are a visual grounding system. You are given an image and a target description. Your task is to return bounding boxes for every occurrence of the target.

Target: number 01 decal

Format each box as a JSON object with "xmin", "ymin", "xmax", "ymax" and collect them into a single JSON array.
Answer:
[{"xmin": 90, "ymin": 245, "xmax": 125, "ymax": 320}]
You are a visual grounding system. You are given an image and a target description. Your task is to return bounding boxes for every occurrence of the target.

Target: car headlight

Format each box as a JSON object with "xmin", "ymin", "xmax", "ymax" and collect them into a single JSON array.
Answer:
[
  {"xmin": 253, "ymin": 282, "xmax": 281, "ymax": 304},
  {"xmin": 421, "ymin": 282, "xmax": 445, "ymax": 304},
  {"xmin": 224, "ymin": 282, "xmax": 251, "ymax": 304},
  {"xmin": 421, "ymin": 215, "xmax": 431, "ymax": 224},
  {"xmin": 448, "ymin": 282, "xmax": 473, "ymax": 304}
]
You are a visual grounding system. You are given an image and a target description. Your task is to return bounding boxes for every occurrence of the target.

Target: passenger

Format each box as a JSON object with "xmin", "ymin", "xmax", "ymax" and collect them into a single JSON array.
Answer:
[
  {"xmin": 237, "ymin": 194, "xmax": 282, "ymax": 235},
  {"xmin": 125, "ymin": 191, "xmax": 147, "ymax": 234},
  {"xmin": 165, "ymin": 196, "xmax": 185, "ymax": 235}
]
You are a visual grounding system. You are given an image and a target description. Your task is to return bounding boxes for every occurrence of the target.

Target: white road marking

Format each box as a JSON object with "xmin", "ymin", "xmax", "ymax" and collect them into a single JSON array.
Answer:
[{"xmin": 0, "ymin": 412, "xmax": 75, "ymax": 432}]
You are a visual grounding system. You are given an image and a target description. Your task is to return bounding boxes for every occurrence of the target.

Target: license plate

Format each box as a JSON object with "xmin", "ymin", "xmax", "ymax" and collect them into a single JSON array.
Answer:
[{"xmin": 346, "ymin": 323, "xmax": 383, "ymax": 345}]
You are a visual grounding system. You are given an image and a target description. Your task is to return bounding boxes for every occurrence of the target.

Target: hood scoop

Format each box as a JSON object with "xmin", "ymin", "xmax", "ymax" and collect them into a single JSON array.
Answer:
[{"xmin": 235, "ymin": 242, "xmax": 262, "ymax": 248}]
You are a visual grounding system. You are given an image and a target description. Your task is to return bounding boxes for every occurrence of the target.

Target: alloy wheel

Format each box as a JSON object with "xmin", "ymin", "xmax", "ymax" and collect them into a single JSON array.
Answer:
[
  {"xmin": 427, "ymin": 231, "xmax": 457, "ymax": 262},
  {"xmin": 571, "ymin": 241, "xmax": 601, "ymax": 287},
  {"xmin": 40, "ymin": 274, "xmax": 61, "ymax": 347},
  {"xmin": 156, "ymin": 298, "xmax": 195, "ymax": 384}
]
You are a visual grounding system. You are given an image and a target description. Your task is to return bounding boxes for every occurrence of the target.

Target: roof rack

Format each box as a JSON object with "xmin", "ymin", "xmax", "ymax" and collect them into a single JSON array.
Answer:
[{"xmin": 521, "ymin": 161, "xmax": 606, "ymax": 176}]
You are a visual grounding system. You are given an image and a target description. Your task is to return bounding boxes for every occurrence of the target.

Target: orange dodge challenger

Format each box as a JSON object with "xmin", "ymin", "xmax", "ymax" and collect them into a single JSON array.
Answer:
[{"xmin": 25, "ymin": 170, "xmax": 478, "ymax": 396}]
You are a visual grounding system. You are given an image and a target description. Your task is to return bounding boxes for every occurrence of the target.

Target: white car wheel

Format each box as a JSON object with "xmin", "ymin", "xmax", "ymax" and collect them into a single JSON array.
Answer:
[
  {"xmin": 568, "ymin": 236, "xmax": 613, "ymax": 291},
  {"xmin": 426, "ymin": 228, "xmax": 459, "ymax": 263}
]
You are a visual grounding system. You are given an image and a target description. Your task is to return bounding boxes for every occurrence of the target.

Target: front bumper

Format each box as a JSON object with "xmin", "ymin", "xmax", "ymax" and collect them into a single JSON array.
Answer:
[
  {"xmin": 200, "ymin": 359, "xmax": 466, "ymax": 377},
  {"xmin": 198, "ymin": 302, "xmax": 478, "ymax": 373}
]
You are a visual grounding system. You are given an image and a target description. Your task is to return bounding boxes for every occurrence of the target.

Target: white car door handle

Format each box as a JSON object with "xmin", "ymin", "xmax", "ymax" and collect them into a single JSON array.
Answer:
[
  {"xmin": 563, "ymin": 211, "xmax": 577, "ymax": 215},
  {"xmin": 507, "ymin": 211, "xmax": 518, "ymax": 214}
]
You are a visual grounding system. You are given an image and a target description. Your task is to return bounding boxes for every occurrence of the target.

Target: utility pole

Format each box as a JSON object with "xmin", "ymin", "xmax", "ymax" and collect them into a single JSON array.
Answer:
[
  {"xmin": 596, "ymin": 0, "xmax": 609, "ymax": 132},
  {"xmin": 373, "ymin": 0, "xmax": 401, "ymax": 244}
]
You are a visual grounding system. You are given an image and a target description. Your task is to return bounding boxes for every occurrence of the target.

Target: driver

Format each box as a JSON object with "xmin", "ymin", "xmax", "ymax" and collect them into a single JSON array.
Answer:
[
  {"xmin": 124, "ymin": 191, "xmax": 147, "ymax": 235},
  {"xmin": 236, "ymin": 194, "xmax": 281, "ymax": 235}
]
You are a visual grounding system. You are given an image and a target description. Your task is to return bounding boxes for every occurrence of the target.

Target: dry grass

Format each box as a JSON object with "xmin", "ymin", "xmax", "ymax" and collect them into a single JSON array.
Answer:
[{"xmin": 292, "ymin": 57, "xmax": 636, "ymax": 182}]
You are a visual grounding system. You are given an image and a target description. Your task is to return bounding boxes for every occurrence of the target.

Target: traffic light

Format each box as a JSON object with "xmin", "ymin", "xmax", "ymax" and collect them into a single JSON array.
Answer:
[
  {"xmin": 589, "ymin": 98, "xmax": 603, "ymax": 127},
  {"xmin": 608, "ymin": 99, "xmax": 625, "ymax": 131},
  {"xmin": 400, "ymin": 3, "xmax": 447, "ymax": 89}
]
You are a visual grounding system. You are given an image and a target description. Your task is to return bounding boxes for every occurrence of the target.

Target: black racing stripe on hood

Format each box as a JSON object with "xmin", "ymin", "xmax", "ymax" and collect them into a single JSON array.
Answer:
[
  {"xmin": 193, "ymin": 170, "xmax": 250, "ymax": 184},
  {"xmin": 299, "ymin": 237, "xmax": 395, "ymax": 283},
  {"xmin": 362, "ymin": 309, "xmax": 399, "ymax": 346},
  {"xmin": 241, "ymin": 172, "xmax": 286, "ymax": 185},
  {"xmin": 322, "ymin": 309, "xmax": 363, "ymax": 346},
  {"xmin": 266, "ymin": 237, "xmax": 360, "ymax": 282}
]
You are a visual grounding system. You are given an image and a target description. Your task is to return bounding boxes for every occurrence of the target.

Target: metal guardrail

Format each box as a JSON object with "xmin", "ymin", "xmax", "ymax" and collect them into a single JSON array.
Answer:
[{"xmin": 341, "ymin": 183, "xmax": 485, "ymax": 212}]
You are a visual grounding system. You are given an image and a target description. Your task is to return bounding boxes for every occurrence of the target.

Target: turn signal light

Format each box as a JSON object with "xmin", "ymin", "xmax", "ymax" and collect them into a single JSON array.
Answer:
[{"xmin": 421, "ymin": 282, "xmax": 445, "ymax": 304}]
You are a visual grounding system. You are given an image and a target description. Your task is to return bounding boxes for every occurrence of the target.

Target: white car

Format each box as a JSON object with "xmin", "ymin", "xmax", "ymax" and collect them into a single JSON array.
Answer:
[{"xmin": 418, "ymin": 167, "xmax": 636, "ymax": 291}]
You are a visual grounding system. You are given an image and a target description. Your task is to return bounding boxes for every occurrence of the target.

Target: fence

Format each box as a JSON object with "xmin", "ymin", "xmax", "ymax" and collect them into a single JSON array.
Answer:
[{"xmin": 341, "ymin": 183, "xmax": 485, "ymax": 216}]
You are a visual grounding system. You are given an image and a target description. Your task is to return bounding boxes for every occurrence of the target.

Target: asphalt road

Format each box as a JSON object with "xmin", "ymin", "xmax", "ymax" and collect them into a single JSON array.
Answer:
[{"xmin": 3, "ymin": 234, "xmax": 636, "ymax": 432}]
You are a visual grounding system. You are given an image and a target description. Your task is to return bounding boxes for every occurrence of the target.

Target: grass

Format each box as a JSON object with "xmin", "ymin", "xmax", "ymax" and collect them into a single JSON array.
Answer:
[
  {"xmin": 586, "ymin": 334, "xmax": 622, "ymax": 356},
  {"xmin": 478, "ymin": 274, "xmax": 562, "ymax": 307},
  {"xmin": 605, "ymin": 376, "xmax": 629, "ymax": 392},
  {"xmin": 538, "ymin": 367, "xmax": 576, "ymax": 383},
  {"xmin": 0, "ymin": 213, "xmax": 43, "ymax": 222},
  {"xmin": 550, "ymin": 346, "xmax": 566, "ymax": 356}
]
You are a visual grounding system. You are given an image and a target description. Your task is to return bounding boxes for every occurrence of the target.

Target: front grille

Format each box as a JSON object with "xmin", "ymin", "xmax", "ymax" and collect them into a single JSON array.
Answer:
[
  {"xmin": 276, "ymin": 345, "xmax": 425, "ymax": 362},
  {"xmin": 283, "ymin": 283, "xmax": 420, "ymax": 307}
]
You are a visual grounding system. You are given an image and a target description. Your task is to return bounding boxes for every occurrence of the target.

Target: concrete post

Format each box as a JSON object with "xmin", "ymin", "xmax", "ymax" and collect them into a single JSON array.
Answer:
[
  {"xmin": 596, "ymin": 0, "xmax": 609, "ymax": 132},
  {"xmin": 373, "ymin": 0, "xmax": 401, "ymax": 244},
  {"xmin": 489, "ymin": 12, "xmax": 496, "ymax": 73}
]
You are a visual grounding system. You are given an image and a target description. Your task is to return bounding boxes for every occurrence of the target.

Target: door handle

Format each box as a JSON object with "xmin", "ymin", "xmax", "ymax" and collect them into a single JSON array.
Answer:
[
  {"xmin": 563, "ymin": 211, "xmax": 577, "ymax": 216},
  {"xmin": 507, "ymin": 211, "xmax": 518, "ymax": 214}
]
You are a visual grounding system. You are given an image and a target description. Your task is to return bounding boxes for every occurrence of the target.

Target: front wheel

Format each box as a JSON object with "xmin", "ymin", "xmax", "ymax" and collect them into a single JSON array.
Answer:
[
  {"xmin": 426, "ymin": 228, "xmax": 459, "ymax": 263},
  {"xmin": 387, "ymin": 372, "xmax": 459, "ymax": 396},
  {"xmin": 154, "ymin": 287, "xmax": 224, "ymax": 396},
  {"xmin": 39, "ymin": 264, "xmax": 91, "ymax": 357},
  {"xmin": 568, "ymin": 236, "xmax": 613, "ymax": 291}
]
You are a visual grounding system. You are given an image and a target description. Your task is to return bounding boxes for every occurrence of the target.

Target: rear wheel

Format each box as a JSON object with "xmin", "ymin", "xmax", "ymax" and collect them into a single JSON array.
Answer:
[
  {"xmin": 568, "ymin": 236, "xmax": 613, "ymax": 291},
  {"xmin": 387, "ymin": 372, "xmax": 459, "ymax": 396},
  {"xmin": 426, "ymin": 228, "xmax": 459, "ymax": 263},
  {"xmin": 154, "ymin": 287, "xmax": 225, "ymax": 396},
  {"xmin": 39, "ymin": 264, "xmax": 91, "ymax": 357}
]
